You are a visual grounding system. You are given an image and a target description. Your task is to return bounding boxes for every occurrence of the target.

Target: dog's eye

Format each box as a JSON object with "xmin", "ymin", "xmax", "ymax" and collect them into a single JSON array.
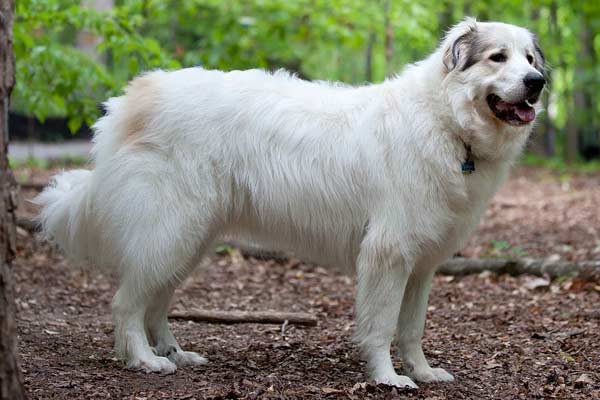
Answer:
[
  {"xmin": 489, "ymin": 53, "xmax": 507, "ymax": 62},
  {"xmin": 526, "ymin": 54, "xmax": 534, "ymax": 64}
]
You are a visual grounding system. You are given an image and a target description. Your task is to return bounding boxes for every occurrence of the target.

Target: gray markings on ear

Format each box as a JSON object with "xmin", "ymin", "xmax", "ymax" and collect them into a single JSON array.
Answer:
[
  {"xmin": 532, "ymin": 34, "xmax": 546, "ymax": 76},
  {"xmin": 443, "ymin": 24, "xmax": 478, "ymax": 72},
  {"xmin": 461, "ymin": 36, "xmax": 494, "ymax": 71}
]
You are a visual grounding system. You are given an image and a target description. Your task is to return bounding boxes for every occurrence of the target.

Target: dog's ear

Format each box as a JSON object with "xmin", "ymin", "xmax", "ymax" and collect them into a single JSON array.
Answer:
[
  {"xmin": 532, "ymin": 34, "xmax": 546, "ymax": 76},
  {"xmin": 442, "ymin": 17, "xmax": 478, "ymax": 72}
]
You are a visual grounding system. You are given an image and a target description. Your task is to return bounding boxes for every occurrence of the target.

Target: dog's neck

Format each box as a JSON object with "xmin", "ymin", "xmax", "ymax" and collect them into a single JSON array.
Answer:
[{"xmin": 381, "ymin": 54, "xmax": 530, "ymax": 172}]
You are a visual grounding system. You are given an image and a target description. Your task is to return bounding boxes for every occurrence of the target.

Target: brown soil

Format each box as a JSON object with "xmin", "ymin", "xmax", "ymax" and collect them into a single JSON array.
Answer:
[
  {"xmin": 460, "ymin": 167, "xmax": 600, "ymax": 261},
  {"xmin": 12, "ymin": 166, "xmax": 600, "ymax": 399}
]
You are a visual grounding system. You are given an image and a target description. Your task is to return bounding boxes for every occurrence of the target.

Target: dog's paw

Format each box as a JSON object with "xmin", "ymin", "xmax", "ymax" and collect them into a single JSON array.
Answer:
[
  {"xmin": 168, "ymin": 350, "xmax": 208, "ymax": 366},
  {"xmin": 127, "ymin": 355, "xmax": 177, "ymax": 374},
  {"xmin": 407, "ymin": 367, "xmax": 454, "ymax": 383},
  {"xmin": 373, "ymin": 373, "xmax": 418, "ymax": 389}
]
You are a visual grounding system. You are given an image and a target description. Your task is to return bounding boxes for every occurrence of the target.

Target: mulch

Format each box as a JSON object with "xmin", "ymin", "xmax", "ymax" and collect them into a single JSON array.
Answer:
[{"xmin": 11, "ymin": 165, "xmax": 600, "ymax": 399}]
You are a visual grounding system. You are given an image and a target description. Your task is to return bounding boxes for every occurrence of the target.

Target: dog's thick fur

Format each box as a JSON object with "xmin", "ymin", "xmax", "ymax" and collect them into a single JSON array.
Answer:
[{"xmin": 36, "ymin": 18, "xmax": 545, "ymax": 388}]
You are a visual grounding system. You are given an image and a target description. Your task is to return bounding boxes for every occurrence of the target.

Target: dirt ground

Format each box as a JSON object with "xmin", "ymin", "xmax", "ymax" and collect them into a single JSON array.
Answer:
[{"xmin": 12, "ymin": 166, "xmax": 600, "ymax": 399}]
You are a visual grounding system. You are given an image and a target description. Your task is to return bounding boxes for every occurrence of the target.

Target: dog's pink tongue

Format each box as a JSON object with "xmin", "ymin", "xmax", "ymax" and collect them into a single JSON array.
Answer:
[{"xmin": 515, "ymin": 105, "xmax": 535, "ymax": 122}]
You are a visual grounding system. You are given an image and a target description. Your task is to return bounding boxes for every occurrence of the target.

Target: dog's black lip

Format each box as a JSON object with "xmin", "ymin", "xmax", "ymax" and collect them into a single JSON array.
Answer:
[
  {"xmin": 527, "ymin": 94, "xmax": 540, "ymax": 104},
  {"xmin": 486, "ymin": 94, "xmax": 535, "ymax": 126}
]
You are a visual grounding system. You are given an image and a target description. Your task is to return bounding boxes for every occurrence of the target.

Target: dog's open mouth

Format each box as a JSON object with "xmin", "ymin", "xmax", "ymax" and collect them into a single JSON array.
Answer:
[{"xmin": 486, "ymin": 94, "xmax": 536, "ymax": 125}]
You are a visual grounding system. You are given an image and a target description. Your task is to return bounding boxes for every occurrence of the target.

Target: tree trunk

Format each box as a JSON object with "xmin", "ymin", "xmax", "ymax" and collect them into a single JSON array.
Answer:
[
  {"xmin": 565, "ymin": 14, "xmax": 596, "ymax": 164},
  {"xmin": 0, "ymin": 0, "xmax": 25, "ymax": 398},
  {"xmin": 566, "ymin": 77, "xmax": 584, "ymax": 163},
  {"xmin": 364, "ymin": 30, "xmax": 375, "ymax": 82},
  {"xmin": 462, "ymin": 1, "xmax": 472, "ymax": 18},
  {"xmin": 577, "ymin": 20, "xmax": 597, "ymax": 159},
  {"xmin": 527, "ymin": 6, "xmax": 554, "ymax": 157},
  {"xmin": 543, "ymin": 1, "xmax": 559, "ymax": 157},
  {"xmin": 437, "ymin": 0, "xmax": 453, "ymax": 38},
  {"xmin": 383, "ymin": 0, "xmax": 393, "ymax": 77},
  {"xmin": 566, "ymin": 94, "xmax": 582, "ymax": 164},
  {"xmin": 542, "ymin": 91, "xmax": 556, "ymax": 156},
  {"xmin": 76, "ymin": 0, "xmax": 114, "ymax": 61}
]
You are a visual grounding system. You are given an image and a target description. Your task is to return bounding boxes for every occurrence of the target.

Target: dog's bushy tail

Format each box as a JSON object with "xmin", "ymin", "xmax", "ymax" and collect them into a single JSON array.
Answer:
[{"xmin": 34, "ymin": 169, "xmax": 102, "ymax": 268}]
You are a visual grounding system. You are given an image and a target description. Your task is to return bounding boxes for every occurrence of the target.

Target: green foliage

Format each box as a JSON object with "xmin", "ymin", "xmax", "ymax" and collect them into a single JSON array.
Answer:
[
  {"xmin": 214, "ymin": 244, "xmax": 233, "ymax": 256},
  {"xmin": 119, "ymin": 0, "xmax": 391, "ymax": 80},
  {"xmin": 8, "ymin": 154, "xmax": 88, "ymax": 171},
  {"xmin": 486, "ymin": 240, "xmax": 528, "ymax": 259},
  {"xmin": 522, "ymin": 153, "xmax": 600, "ymax": 174},
  {"xmin": 13, "ymin": 0, "xmax": 179, "ymax": 132},
  {"xmin": 12, "ymin": 0, "xmax": 600, "ymax": 162}
]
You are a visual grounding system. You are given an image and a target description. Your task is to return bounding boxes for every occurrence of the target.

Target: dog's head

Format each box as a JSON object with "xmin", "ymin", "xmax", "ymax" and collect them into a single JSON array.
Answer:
[{"xmin": 439, "ymin": 18, "xmax": 546, "ymax": 157}]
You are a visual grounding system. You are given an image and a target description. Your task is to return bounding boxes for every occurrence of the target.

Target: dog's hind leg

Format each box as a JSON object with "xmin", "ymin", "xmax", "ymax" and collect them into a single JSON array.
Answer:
[
  {"xmin": 396, "ymin": 268, "xmax": 454, "ymax": 383},
  {"xmin": 354, "ymin": 244, "xmax": 418, "ymax": 389},
  {"xmin": 111, "ymin": 220, "xmax": 217, "ymax": 374},
  {"xmin": 109, "ymin": 190, "xmax": 218, "ymax": 373},
  {"xmin": 112, "ymin": 239, "xmax": 213, "ymax": 373},
  {"xmin": 145, "ymin": 268, "xmax": 209, "ymax": 367},
  {"xmin": 112, "ymin": 279, "xmax": 178, "ymax": 374}
]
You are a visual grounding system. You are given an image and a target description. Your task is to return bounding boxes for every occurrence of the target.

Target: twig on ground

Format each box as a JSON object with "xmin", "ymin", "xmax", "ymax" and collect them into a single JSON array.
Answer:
[
  {"xmin": 281, "ymin": 319, "xmax": 289, "ymax": 337},
  {"xmin": 169, "ymin": 309, "xmax": 317, "ymax": 326},
  {"xmin": 16, "ymin": 216, "xmax": 39, "ymax": 233}
]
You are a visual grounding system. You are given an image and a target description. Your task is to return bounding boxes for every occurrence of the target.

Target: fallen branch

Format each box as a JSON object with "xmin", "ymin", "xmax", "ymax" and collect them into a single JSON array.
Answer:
[
  {"xmin": 233, "ymin": 244, "xmax": 600, "ymax": 280},
  {"xmin": 223, "ymin": 240, "xmax": 290, "ymax": 262},
  {"xmin": 169, "ymin": 309, "xmax": 317, "ymax": 326},
  {"xmin": 19, "ymin": 182, "xmax": 46, "ymax": 191},
  {"xmin": 16, "ymin": 216, "xmax": 39, "ymax": 233},
  {"xmin": 438, "ymin": 257, "xmax": 600, "ymax": 280}
]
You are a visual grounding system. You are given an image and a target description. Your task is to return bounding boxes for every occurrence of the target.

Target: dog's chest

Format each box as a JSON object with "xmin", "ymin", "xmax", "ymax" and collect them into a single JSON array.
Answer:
[{"xmin": 431, "ymin": 163, "xmax": 508, "ymax": 264}]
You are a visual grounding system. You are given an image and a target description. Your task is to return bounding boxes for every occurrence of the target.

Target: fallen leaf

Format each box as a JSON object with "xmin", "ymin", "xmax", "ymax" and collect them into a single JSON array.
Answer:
[
  {"xmin": 524, "ymin": 277, "xmax": 550, "ymax": 290},
  {"xmin": 532, "ymin": 332, "xmax": 547, "ymax": 339},
  {"xmin": 350, "ymin": 382, "xmax": 367, "ymax": 393},
  {"xmin": 485, "ymin": 361, "xmax": 502, "ymax": 369},
  {"xmin": 575, "ymin": 373, "xmax": 593, "ymax": 387},
  {"xmin": 559, "ymin": 351, "xmax": 574, "ymax": 363}
]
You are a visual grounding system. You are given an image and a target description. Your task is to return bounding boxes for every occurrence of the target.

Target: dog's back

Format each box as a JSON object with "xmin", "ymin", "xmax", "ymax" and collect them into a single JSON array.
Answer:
[{"xmin": 37, "ymin": 68, "xmax": 386, "ymax": 272}]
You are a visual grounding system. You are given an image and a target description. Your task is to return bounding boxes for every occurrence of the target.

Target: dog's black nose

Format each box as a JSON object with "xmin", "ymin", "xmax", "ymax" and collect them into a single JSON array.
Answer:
[{"xmin": 523, "ymin": 73, "xmax": 546, "ymax": 94}]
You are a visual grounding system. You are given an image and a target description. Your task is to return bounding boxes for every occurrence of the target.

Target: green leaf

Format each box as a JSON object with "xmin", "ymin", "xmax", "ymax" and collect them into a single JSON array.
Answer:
[{"xmin": 67, "ymin": 115, "xmax": 83, "ymax": 133}]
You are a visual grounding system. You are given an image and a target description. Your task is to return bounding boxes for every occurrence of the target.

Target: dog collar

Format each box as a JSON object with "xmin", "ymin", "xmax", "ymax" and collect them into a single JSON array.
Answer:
[{"xmin": 461, "ymin": 142, "xmax": 475, "ymax": 174}]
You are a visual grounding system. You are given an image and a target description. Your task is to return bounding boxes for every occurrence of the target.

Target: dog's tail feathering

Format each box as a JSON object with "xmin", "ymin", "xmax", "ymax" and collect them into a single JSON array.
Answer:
[{"xmin": 34, "ymin": 169, "xmax": 102, "ymax": 268}]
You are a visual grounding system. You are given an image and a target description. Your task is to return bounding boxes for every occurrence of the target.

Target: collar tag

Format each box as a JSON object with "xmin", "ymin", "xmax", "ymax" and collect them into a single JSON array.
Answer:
[
  {"xmin": 461, "ymin": 159, "xmax": 475, "ymax": 174},
  {"xmin": 461, "ymin": 144, "xmax": 475, "ymax": 174}
]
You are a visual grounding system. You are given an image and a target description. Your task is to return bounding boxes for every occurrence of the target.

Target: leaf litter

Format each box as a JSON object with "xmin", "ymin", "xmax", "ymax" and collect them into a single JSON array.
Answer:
[{"xmin": 13, "ymin": 165, "xmax": 600, "ymax": 399}]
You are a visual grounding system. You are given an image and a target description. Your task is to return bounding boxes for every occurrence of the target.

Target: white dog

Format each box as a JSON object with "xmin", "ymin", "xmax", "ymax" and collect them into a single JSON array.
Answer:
[{"xmin": 36, "ymin": 18, "xmax": 545, "ymax": 388}]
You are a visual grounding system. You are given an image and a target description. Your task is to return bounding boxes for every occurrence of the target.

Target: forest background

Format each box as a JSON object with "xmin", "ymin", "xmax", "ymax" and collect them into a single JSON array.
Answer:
[{"xmin": 13, "ymin": 0, "xmax": 600, "ymax": 164}]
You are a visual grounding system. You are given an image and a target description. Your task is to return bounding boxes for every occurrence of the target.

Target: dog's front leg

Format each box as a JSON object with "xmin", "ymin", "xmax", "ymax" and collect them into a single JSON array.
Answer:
[
  {"xmin": 354, "ymin": 248, "xmax": 417, "ymax": 389},
  {"xmin": 396, "ymin": 268, "xmax": 454, "ymax": 383}
]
